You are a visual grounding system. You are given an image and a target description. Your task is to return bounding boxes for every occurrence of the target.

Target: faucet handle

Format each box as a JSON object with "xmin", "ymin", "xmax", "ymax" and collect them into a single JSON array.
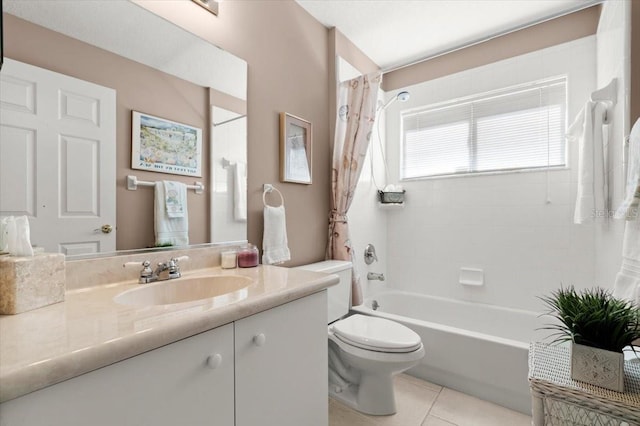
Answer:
[
  {"xmin": 364, "ymin": 244, "xmax": 378, "ymax": 265},
  {"xmin": 167, "ymin": 256, "xmax": 187, "ymax": 279},
  {"xmin": 123, "ymin": 260, "xmax": 153, "ymax": 283}
]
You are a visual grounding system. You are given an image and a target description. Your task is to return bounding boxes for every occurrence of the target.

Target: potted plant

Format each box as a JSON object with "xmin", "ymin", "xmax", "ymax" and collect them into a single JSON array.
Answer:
[{"xmin": 540, "ymin": 286, "xmax": 640, "ymax": 392}]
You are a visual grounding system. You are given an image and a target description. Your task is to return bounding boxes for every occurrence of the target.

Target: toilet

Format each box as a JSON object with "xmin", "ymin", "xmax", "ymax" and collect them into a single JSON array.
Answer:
[{"xmin": 296, "ymin": 261, "xmax": 425, "ymax": 416}]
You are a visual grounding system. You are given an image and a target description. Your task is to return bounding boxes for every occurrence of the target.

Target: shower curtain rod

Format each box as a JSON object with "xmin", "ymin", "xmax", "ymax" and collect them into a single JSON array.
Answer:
[{"xmin": 381, "ymin": 0, "xmax": 604, "ymax": 74}]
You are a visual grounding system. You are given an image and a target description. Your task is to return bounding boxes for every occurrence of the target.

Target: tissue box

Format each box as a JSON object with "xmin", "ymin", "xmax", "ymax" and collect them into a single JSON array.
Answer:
[{"xmin": 0, "ymin": 253, "xmax": 65, "ymax": 314}]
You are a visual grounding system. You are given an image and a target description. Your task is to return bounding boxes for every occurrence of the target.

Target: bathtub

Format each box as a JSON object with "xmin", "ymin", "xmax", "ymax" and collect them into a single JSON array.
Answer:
[{"xmin": 353, "ymin": 290, "xmax": 546, "ymax": 414}]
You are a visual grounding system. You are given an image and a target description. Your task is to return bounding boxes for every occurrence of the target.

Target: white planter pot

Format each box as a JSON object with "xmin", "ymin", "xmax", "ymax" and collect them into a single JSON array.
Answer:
[{"xmin": 570, "ymin": 343, "xmax": 624, "ymax": 392}]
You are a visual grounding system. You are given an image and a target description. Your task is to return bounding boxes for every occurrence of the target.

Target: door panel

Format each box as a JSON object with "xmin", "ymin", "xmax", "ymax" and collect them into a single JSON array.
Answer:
[{"xmin": 0, "ymin": 58, "xmax": 116, "ymax": 254}]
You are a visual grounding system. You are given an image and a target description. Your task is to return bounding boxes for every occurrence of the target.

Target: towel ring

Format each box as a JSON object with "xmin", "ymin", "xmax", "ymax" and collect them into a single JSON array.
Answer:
[{"xmin": 263, "ymin": 184, "xmax": 284, "ymax": 207}]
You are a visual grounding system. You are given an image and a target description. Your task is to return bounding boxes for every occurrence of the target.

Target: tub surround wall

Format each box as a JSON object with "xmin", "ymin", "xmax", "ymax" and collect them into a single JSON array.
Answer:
[
  {"xmin": 382, "ymin": 36, "xmax": 597, "ymax": 312},
  {"xmin": 349, "ymin": 7, "xmax": 606, "ymax": 311},
  {"xmin": 593, "ymin": 0, "xmax": 631, "ymax": 291}
]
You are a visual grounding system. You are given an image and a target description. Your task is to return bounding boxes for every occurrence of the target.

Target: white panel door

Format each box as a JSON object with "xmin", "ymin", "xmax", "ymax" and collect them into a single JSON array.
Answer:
[{"xmin": 0, "ymin": 58, "xmax": 116, "ymax": 254}]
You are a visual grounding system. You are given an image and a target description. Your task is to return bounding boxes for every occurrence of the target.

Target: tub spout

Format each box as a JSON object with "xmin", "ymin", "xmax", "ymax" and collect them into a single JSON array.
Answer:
[{"xmin": 367, "ymin": 272, "xmax": 385, "ymax": 281}]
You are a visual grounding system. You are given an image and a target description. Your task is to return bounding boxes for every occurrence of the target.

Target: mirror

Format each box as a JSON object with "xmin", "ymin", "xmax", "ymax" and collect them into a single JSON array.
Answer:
[{"xmin": 1, "ymin": 0, "xmax": 247, "ymax": 256}]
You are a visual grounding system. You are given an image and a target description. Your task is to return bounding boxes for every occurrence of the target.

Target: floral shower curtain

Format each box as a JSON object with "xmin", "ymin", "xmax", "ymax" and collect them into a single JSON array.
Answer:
[{"xmin": 327, "ymin": 71, "xmax": 382, "ymax": 306}]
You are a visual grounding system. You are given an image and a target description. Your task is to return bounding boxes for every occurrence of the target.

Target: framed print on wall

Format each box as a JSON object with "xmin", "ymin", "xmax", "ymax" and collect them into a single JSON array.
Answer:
[
  {"xmin": 131, "ymin": 111, "xmax": 202, "ymax": 177},
  {"xmin": 280, "ymin": 112, "xmax": 312, "ymax": 184}
]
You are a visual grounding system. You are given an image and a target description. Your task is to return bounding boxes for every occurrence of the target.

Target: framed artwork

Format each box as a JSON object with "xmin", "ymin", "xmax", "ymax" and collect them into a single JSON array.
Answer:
[
  {"xmin": 0, "ymin": 0, "xmax": 3, "ymax": 71},
  {"xmin": 191, "ymin": 0, "xmax": 219, "ymax": 15},
  {"xmin": 131, "ymin": 111, "xmax": 202, "ymax": 177},
  {"xmin": 280, "ymin": 112, "xmax": 312, "ymax": 184}
]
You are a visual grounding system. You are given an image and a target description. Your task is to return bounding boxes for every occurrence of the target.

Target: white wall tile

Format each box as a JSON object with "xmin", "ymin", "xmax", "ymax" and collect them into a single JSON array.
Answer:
[{"xmin": 352, "ymin": 8, "xmax": 630, "ymax": 313}]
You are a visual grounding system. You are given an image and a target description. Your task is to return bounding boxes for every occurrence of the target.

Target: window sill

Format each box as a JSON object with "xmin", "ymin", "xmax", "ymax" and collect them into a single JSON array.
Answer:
[{"xmin": 401, "ymin": 165, "xmax": 569, "ymax": 182}]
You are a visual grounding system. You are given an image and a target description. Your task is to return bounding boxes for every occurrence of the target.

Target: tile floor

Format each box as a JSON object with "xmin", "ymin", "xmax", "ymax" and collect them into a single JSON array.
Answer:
[{"xmin": 329, "ymin": 374, "xmax": 532, "ymax": 426}]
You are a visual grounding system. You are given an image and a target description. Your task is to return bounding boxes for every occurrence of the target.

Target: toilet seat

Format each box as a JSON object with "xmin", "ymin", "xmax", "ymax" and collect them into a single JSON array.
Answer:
[{"xmin": 330, "ymin": 314, "xmax": 422, "ymax": 353}]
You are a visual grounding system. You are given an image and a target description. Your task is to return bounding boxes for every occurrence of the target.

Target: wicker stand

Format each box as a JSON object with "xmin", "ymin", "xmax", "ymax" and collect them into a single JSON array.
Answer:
[{"xmin": 528, "ymin": 342, "xmax": 640, "ymax": 426}]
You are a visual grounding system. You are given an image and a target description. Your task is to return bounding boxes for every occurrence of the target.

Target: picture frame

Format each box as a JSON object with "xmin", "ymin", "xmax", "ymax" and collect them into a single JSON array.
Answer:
[
  {"xmin": 131, "ymin": 111, "xmax": 202, "ymax": 177},
  {"xmin": 0, "ymin": 0, "xmax": 4, "ymax": 71},
  {"xmin": 280, "ymin": 112, "xmax": 312, "ymax": 184},
  {"xmin": 191, "ymin": 0, "xmax": 219, "ymax": 16}
]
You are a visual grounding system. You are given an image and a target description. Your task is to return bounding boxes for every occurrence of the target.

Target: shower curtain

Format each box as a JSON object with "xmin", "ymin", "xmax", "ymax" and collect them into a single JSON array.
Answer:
[{"xmin": 327, "ymin": 71, "xmax": 382, "ymax": 306}]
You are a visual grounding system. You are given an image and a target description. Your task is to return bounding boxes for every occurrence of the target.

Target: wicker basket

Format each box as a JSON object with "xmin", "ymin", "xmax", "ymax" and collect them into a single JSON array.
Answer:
[{"xmin": 378, "ymin": 190, "xmax": 405, "ymax": 204}]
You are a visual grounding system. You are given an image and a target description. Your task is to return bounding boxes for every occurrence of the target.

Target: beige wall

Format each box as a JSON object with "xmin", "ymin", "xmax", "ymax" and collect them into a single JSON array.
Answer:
[
  {"xmin": 3, "ymin": 14, "xmax": 210, "ymax": 250},
  {"xmin": 139, "ymin": 0, "xmax": 338, "ymax": 266},
  {"xmin": 138, "ymin": 1, "xmax": 378, "ymax": 267},
  {"xmin": 7, "ymin": 0, "xmax": 636, "ymax": 266},
  {"xmin": 632, "ymin": 0, "xmax": 640, "ymax": 123},
  {"xmin": 383, "ymin": 5, "xmax": 601, "ymax": 91}
]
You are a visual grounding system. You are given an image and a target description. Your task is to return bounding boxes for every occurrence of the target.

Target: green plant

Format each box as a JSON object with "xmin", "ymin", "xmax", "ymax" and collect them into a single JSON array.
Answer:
[{"xmin": 540, "ymin": 286, "xmax": 640, "ymax": 353}]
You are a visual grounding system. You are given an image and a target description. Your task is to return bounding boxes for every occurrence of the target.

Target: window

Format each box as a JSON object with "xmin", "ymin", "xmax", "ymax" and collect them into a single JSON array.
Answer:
[{"xmin": 401, "ymin": 77, "xmax": 567, "ymax": 179}]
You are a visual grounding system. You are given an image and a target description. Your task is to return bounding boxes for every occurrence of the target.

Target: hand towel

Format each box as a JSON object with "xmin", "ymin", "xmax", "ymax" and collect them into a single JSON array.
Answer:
[
  {"xmin": 163, "ymin": 181, "xmax": 185, "ymax": 218},
  {"xmin": 233, "ymin": 162, "xmax": 247, "ymax": 222},
  {"xmin": 262, "ymin": 205, "xmax": 290, "ymax": 265},
  {"xmin": 154, "ymin": 181, "xmax": 189, "ymax": 246},
  {"xmin": 567, "ymin": 101, "xmax": 608, "ymax": 224},
  {"xmin": 615, "ymin": 118, "xmax": 640, "ymax": 220}
]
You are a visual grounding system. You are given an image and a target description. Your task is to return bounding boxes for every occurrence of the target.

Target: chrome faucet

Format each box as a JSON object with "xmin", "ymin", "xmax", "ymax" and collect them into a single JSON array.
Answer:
[
  {"xmin": 367, "ymin": 272, "xmax": 385, "ymax": 281},
  {"xmin": 125, "ymin": 256, "xmax": 188, "ymax": 284},
  {"xmin": 152, "ymin": 258, "xmax": 182, "ymax": 281}
]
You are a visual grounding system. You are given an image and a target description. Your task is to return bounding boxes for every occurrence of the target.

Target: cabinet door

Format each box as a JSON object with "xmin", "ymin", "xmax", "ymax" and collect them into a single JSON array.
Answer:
[
  {"xmin": 0, "ymin": 324, "xmax": 234, "ymax": 426},
  {"xmin": 235, "ymin": 291, "xmax": 328, "ymax": 426}
]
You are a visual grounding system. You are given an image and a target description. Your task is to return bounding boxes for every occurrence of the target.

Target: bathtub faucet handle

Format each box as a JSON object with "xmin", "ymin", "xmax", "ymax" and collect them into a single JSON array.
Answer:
[{"xmin": 364, "ymin": 244, "xmax": 378, "ymax": 265}]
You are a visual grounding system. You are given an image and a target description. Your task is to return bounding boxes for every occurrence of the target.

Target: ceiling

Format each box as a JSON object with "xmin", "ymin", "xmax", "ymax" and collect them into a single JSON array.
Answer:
[{"xmin": 296, "ymin": 0, "xmax": 602, "ymax": 70}]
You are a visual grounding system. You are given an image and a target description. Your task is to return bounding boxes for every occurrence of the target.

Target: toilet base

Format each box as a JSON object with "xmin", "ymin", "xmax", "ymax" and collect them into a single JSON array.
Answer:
[{"xmin": 329, "ymin": 374, "xmax": 397, "ymax": 416}]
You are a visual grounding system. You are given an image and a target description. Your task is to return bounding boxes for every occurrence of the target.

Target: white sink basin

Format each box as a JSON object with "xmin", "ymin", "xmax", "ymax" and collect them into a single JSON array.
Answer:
[{"xmin": 114, "ymin": 275, "xmax": 253, "ymax": 306}]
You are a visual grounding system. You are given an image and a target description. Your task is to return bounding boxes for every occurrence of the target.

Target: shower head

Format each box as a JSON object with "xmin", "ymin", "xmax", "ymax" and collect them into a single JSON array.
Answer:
[
  {"xmin": 379, "ymin": 90, "xmax": 411, "ymax": 111},
  {"xmin": 396, "ymin": 91, "xmax": 410, "ymax": 102}
]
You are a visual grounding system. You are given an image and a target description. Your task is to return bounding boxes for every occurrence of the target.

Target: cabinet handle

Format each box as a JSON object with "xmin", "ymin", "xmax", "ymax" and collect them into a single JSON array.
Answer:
[
  {"xmin": 206, "ymin": 353, "xmax": 223, "ymax": 369},
  {"xmin": 253, "ymin": 333, "xmax": 266, "ymax": 347}
]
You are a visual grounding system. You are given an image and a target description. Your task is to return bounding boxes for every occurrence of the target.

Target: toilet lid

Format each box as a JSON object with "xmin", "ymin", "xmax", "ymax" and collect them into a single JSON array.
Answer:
[{"xmin": 331, "ymin": 314, "xmax": 422, "ymax": 353}]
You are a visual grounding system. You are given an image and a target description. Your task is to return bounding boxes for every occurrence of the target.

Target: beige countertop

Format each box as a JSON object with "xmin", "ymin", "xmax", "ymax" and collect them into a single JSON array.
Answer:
[{"xmin": 0, "ymin": 265, "xmax": 337, "ymax": 403}]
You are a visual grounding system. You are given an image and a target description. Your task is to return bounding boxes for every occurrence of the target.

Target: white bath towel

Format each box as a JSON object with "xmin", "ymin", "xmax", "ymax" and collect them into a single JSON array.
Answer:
[
  {"xmin": 262, "ymin": 205, "xmax": 290, "ymax": 265},
  {"xmin": 568, "ymin": 101, "xmax": 609, "ymax": 224},
  {"xmin": 233, "ymin": 162, "xmax": 247, "ymax": 222},
  {"xmin": 615, "ymin": 118, "xmax": 640, "ymax": 220},
  {"xmin": 612, "ymin": 119, "xmax": 640, "ymax": 306},
  {"xmin": 612, "ymin": 216, "xmax": 640, "ymax": 306},
  {"xmin": 154, "ymin": 181, "xmax": 189, "ymax": 246}
]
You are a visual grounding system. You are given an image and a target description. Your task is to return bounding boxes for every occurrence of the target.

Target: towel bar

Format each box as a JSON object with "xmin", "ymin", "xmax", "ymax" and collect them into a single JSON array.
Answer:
[{"xmin": 126, "ymin": 175, "xmax": 204, "ymax": 194}]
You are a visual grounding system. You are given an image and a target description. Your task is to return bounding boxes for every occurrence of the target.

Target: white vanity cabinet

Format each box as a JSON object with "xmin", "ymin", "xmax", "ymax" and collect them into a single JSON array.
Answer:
[
  {"xmin": 235, "ymin": 290, "xmax": 328, "ymax": 426},
  {"xmin": 0, "ymin": 291, "xmax": 328, "ymax": 426},
  {"xmin": 0, "ymin": 323, "xmax": 236, "ymax": 426}
]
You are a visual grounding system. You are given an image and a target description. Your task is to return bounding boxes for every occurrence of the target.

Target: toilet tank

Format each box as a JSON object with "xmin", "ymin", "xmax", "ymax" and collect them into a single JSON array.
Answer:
[{"xmin": 294, "ymin": 260, "xmax": 352, "ymax": 323}]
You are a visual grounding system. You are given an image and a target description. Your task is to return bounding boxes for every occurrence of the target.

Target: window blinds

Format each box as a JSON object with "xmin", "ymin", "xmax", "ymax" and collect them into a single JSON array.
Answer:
[{"xmin": 401, "ymin": 77, "xmax": 567, "ymax": 179}]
